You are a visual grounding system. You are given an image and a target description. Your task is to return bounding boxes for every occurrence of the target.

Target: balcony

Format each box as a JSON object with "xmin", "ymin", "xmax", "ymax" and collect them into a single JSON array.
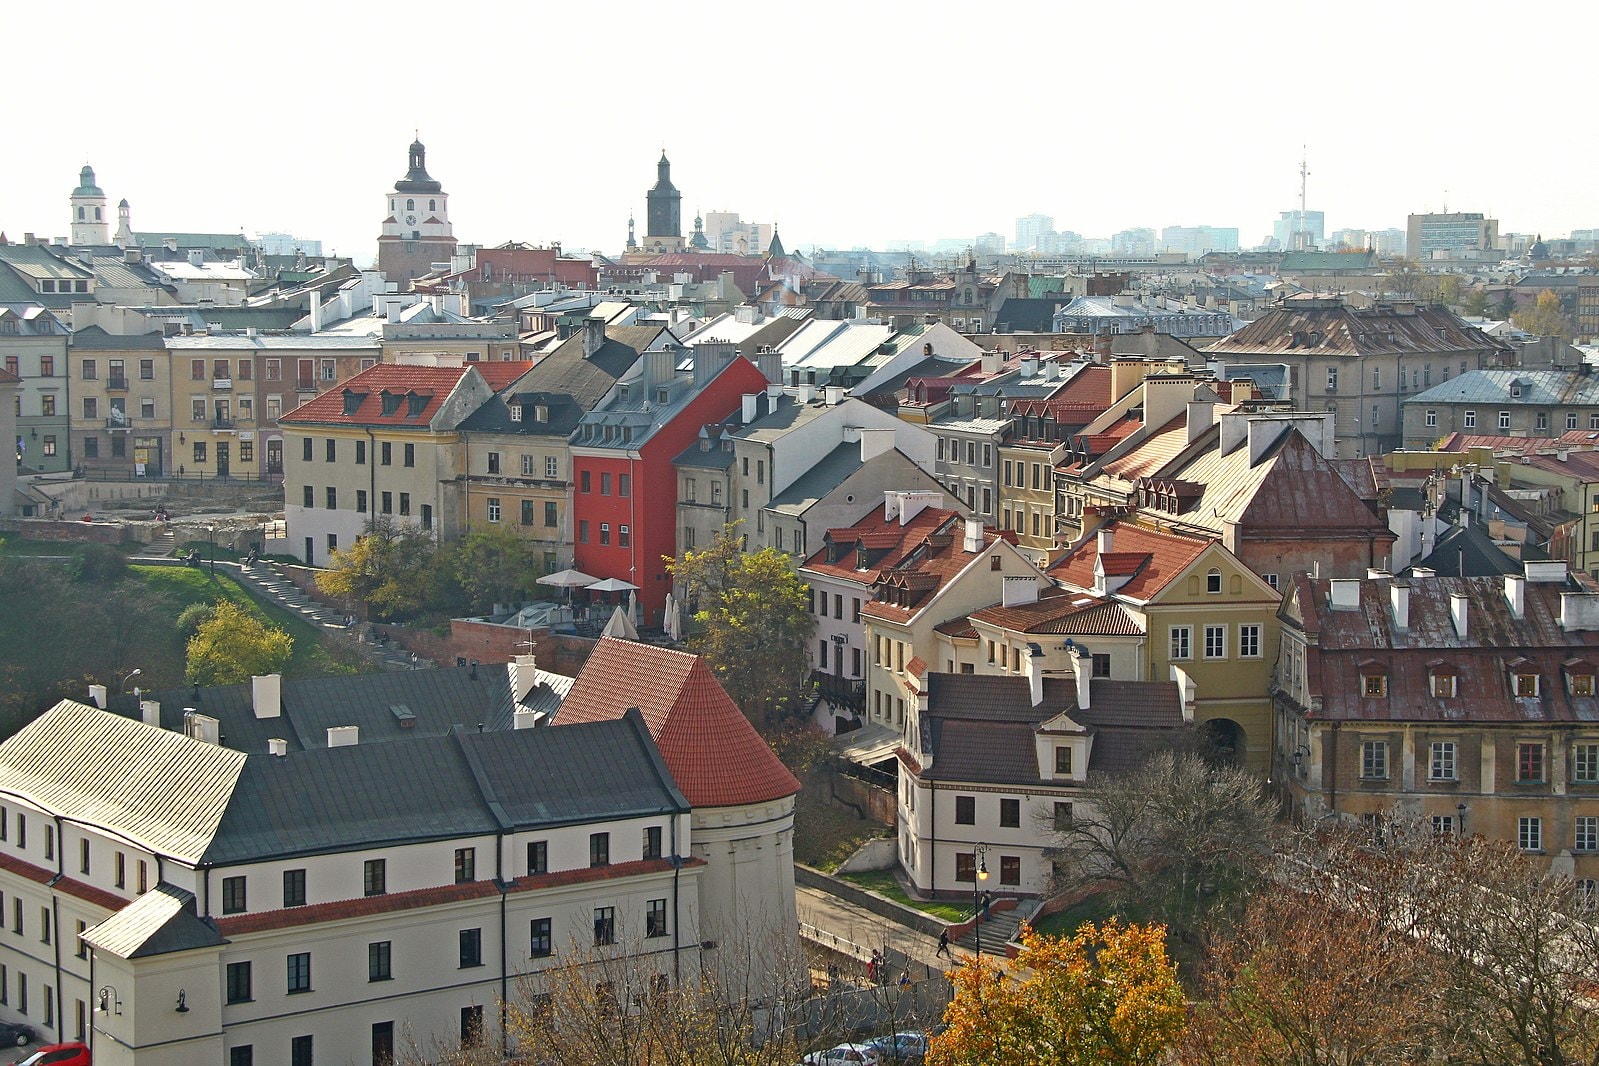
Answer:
[
  {"xmin": 106, "ymin": 376, "xmax": 128, "ymax": 391},
  {"xmin": 810, "ymin": 670, "xmax": 866, "ymax": 712},
  {"xmin": 212, "ymin": 417, "xmax": 235, "ymax": 430},
  {"xmin": 212, "ymin": 378, "xmax": 232, "ymax": 391},
  {"xmin": 104, "ymin": 416, "xmax": 133, "ymax": 431}
]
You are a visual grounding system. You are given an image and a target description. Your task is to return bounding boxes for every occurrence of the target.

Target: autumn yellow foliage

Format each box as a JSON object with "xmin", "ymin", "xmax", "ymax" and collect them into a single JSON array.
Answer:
[{"xmin": 928, "ymin": 920, "xmax": 1184, "ymax": 1066}]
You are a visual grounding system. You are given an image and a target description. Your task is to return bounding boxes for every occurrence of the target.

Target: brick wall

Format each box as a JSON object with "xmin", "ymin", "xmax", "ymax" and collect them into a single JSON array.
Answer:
[{"xmin": 18, "ymin": 519, "xmax": 131, "ymax": 545}]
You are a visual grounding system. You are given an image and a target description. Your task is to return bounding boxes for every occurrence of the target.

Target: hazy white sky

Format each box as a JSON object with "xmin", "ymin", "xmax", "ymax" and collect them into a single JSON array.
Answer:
[{"xmin": 3, "ymin": 0, "xmax": 1589, "ymax": 264}]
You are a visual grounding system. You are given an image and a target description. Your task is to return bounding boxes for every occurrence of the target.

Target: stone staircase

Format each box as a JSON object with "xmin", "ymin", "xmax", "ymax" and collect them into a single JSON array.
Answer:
[
  {"xmin": 134, "ymin": 527, "xmax": 177, "ymax": 559},
  {"xmin": 952, "ymin": 908, "xmax": 1024, "ymax": 954},
  {"xmin": 223, "ymin": 562, "xmax": 433, "ymax": 672}
]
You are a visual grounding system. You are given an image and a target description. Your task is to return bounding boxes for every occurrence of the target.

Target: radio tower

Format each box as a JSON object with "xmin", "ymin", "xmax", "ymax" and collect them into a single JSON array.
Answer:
[{"xmin": 1296, "ymin": 146, "xmax": 1312, "ymax": 251}]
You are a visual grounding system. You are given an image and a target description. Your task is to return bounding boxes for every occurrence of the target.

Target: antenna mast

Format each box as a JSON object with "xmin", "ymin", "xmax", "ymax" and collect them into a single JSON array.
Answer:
[{"xmin": 1297, "ymin": 146, "xmax": 1311, "ymax": 251}]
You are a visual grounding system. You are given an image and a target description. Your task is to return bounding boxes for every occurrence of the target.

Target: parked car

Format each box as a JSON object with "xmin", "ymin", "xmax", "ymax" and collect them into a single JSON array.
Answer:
[
  {"xmin": 865, "ymin": 1031, "xmax": 929, "ymax": 1063},
  {"xmin": 10, "ymin": 1042, "xmax": 90, "ymax": 1066},
  {"xmin": 798, "ymin": 1044, "xmax": 881, "ymax": 1066},
  {"xmin": 0, "ymin": 1026, "xmax": 33, "ymax": 1050}
]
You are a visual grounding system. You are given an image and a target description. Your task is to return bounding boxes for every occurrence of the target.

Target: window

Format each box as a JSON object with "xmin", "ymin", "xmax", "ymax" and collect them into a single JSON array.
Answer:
[
  {"xmin": 43, "ymin": 825, "xmax": 53, "ymax": 861},
  {"xmin": 530, "ymin": 918, "xmax": 553, "ymax": 957},
  {"xmin": 1426, "ymin": 409, "xmax": 1437, "ymax": 428},
  {"xmin": 356, "ymin": 490, "xmax": 367, "ymax": 514},
  {"xmin": 283, "ymin": 869, "xmax": 306, "ymax": 908},
  {"xmin": 1206, "ymin": 568, "xmax": 1222, "ymax": 594},
  {"xmin": 1000, "ymin": 856, "xmax": 1021, "ymax": 886},
  {"xmin": 138, "ymin": 859, "xmax": 148, "ymax": 893},
  {"xmin": 368, "ymin": 941, "xmax": 391, "ymax": 981},
  {"xmin": 325, "ymin": 438, "xmax": 336, "ymax": 462},
  {"xmin": 1464, "ymin": 410, "xmax": 1476, "ymax": 428},
  {"xmin": 1575, "ymin": 674, "xmax": 1595, "ymax": 696},
  {"xmin": 486, "ymin": 497, "xmax": 500, "ymax": 523},
  {"xmin": 192, "ymin": 440, "xmax": 205, "ymax": 463},
  {"xmin": 380, "ymin": 491, "xmax": 393, "ymax": 514},
  {"xmin": 363, "ymin": 858, "xmax": 386, "ymax": 896},
  {"xmin": 1432, "ymin": 672, "xmax": 1458, "ymax": 698},
  {"xmin": 955, "ymin": 853, "xmax": 979, "ymax": 882},
  {"xmin": 620, "ymin": 474, "xmax": 631, "ymax": 497},
  {"xmin": 1204, "ymin": 625, "xmax": 1226, "ymax": 659},
  {"xmin": 1570, "ymin": 413, "xmax": 1580, "ymax": 430},
  {"xmin": 1054, "ymin": 802, "xmax": 1074, "ymax": 830},
  {"xmin": 141, "ymin": 397, "xmax": 155, "ymax": 419},
  {"xmin": 601, "ymin": 473, "xmax": 611, "ymax": 496},
  {"xmin": 543, "ymin": 500, "xmax": 558, "ymax": 528},
  {"xmin": 593, "ymin": 906, "xmax": 616, "ymax": 946},
  {"xmin": 1239, "ymin": 624, "xmax": 1261, "ymax": 658},
  {"xmin": 599, "ymin": 522, "xmax": 610, "ymax": 546},
  {"xmin": 646, "ymin": 898, "xmax": 668, "ymax": 938},
  {"xmin": 1579, "ymin": 816, "xmax": 1599, "ymax": 853},
  {"xmin": 459, "ymin": 928, "xmax": 482, "ymax": 968},
  {"xmin": 1429, "ymin": 741, "xmax": 1457, "ymax": 781},
  {"xmin": 292, "ymin": 1036, "xmax": 312, "ymax": 1066},
  {"xmin": 222, "ymin": 876, "xmax": 247, "ymax": 914},
  {"xmin": 1518, "ymin": 742, "xmax": 1546, "ymax": 782},
  {"xmin": 1432, "ymin": 815, "xmax": 1456, "ymax": 837},
  {"xmin": 39, "ymin": 355, "xmax": 53, "ymax": 376},
  {"xmin": 1363, "ymin": 673, "xmax": 1387, "ymax": 697},
  {"xmin": 1326, "ymin": 367, "xmax": 1338, "ymax": 392},
  {"xmin": 380, "ymin": 440, "xmax": 392, "ymax": 466},
  {"xmin": 643, "ymin": 825, "xmax": 663, "ymax": 860},
  {"xmin": 954, "ymin": 795, "xmax": 976, "ymax": 825},
  {"xmin": 403, "ymin": 443, "xmax": 414, "ymax": 467},
  {"xmin": 1170, "ymin": 626, "xmax": 1192, "ymax": 661},
  {"xmin": 455, "ymin": 847, "xmax": 476, "ymax": 883},
  {"xmin": 578, "ymin": 521, "xmax": 589, "ymax": 543},
  {"xmin": 1499, "ymin": 410, "xmax": 1511, "ymax": 430},
  {"xmin": 400, "ymin": 493, "xmax": 411, "ymax": 516},
  {"xmin": 1361, "ymin": 740, "xmax": 1389, "ymax": 780},
  {"xmin": 81, "ymin": 359, "xmax": 96, "ymax": 380},
  {"xmin": 372, "ymin": 1022, "xmax": 394, "ymax": 1066},
  {"xmin": 619, "ymin": 525, "xmax": 630, "ymax": 547},
  {"xmin": 1519, "ymin": 816, "xmax": 1544, "ymax": 852},
  {"xmin": 1000, "ymin": 798, "xmax": 1020, "ymax": 827},
  {"xmin": 527, "ymin": 840, "xmax": 547, "ymax": 875},
  {"xmin": 1537, "ymin": 412, "xmax": 1549, "ymax": 431},
  {"xmin": 326, "ymin": 487, "xmax": 337, "ymax": 510},
  {"xmin": 1055, "ymin": 747, "xmax": 1073, "ymax": 775},
  {"xmin": 79, "ymin": 838, "xmax": 89, "ymax": 875},
  {"xmin": 590, "ymin": 832, "xmax": 610, "ymax": 867},
  {"xmin": 1577, "ymin": 744, "xmax": 1599, "ymax": 783},
  {"xmin": 287, "ymin": 952, "xmax": 311, "ymax": 994},
  {"xmin": 226, "ymin": 961, "xmax": 252, "ymax": 1004},
  {"xmin": 461, "ymin": 1005, "xmax": 484, "ymax": 1048},
  {"xmin": 1516, "ymin": 673, "xmax": 1540, "ymax": 698},
  {"xmin": 487, "ymin": 452, "xmax": 500, "ymax": 474},
  {"xmin": 115, "ymin": 851, "xmax": 124, "ymax": 887},
  {"xmin": 39, "ymin": 395, "xmax": 54, "ymax": 418}
]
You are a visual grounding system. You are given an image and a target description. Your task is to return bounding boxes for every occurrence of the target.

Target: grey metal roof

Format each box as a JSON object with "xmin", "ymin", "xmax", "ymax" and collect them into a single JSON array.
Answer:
[
  {"xmin": 83, "ymin": 885, "xmax": 225, "ymax": 959},
  {"xmin": 1408, "ymin": 369, "xmax": 1599, "ymax": 408},
  {"xmin": 766, "ymin": 443, "xmax": 863, "ymax": 515},
  {"xmin": 0, "ymin": 702, "xmax": 246, "ymax": 865}
]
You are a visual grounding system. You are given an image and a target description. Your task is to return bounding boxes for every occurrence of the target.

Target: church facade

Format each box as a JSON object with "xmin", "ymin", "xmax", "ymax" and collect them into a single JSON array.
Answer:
[{"xmin": 377, "ymin": 138, "xmax": 458, "ymax": 286}]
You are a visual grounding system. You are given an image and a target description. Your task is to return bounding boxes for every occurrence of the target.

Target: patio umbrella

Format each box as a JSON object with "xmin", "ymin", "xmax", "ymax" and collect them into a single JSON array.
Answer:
[
  {"xmin": 537, "ymin": 568, "xmax": 598, "ymax": 589},
  {"xmin": 586, "ymin": 577, "xmax": 640, "ymax": 593},
  {"xmin": 663, "ymin": 593, "xmax": 682, "ymax": 642},
  {"xmin": 601, "ymin": 604, "xmax": 639, "ymax": 641}
]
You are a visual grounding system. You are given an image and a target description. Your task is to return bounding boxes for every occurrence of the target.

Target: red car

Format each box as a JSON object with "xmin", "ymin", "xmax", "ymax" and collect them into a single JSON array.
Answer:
[{"xmin": 10, "ymin": 1043, "xmax": 89, "ymax": 1066}]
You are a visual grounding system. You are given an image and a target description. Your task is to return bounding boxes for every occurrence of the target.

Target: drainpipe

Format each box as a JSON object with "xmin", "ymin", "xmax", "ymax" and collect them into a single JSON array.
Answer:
[
  {"xmin": 50, "ymin": 815, "xmax": 64, "ymax": 1044},
  {"xmin": 670, "ymin": 813, "xmax": 682, "ymax": 986},
  {"xmin": 496, "ymin": 829, "xmax": 508, "ymax": 1059},
  {"xmin": 365, "ymin": 428, "xmax": 377, "ymax": 536},
  {"xmin": 1328, "ymin": 722, "xmax": 1341, "ymax": 817}
]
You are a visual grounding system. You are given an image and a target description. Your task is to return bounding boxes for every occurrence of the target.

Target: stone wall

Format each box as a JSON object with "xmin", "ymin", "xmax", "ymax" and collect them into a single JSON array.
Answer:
[{"xmin": 17, "ymin": 519, "xmax": 131, "ymax": 545}]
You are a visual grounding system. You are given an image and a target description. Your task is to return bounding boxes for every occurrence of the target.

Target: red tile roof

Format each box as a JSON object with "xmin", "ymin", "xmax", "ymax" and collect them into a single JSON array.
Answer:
[
  {"xmin": 475, "ymin": 360, "xmax": 536, "ymax": 390},
  {"xmin": 1050, "ymin": 521, "xmax": 1212, "ymax": 601},
  {"xmin": 280, "ymin": 364, "xmax": 476, "ymax": 426},
  {"xmin": 803, "ymin": 505, "xmax": 962, "ymax": 585},
  {"xmin": 0, "ymin": 851, "xmax": 125, "ymax": 912},
  {"xmin": 859, "ymin": 531, "xmax": 1009, "ymax": 624},
  {"xmin": 970, "ymin": 588, "xmax": 1143, "ymax": 636},
  {"xmin": 1104, "ymin": 414, "xmax": 1189, "ymax": 480},
  {"xmin": 555, "ymin": 638, "xmax": 800, "ymax": 808}
]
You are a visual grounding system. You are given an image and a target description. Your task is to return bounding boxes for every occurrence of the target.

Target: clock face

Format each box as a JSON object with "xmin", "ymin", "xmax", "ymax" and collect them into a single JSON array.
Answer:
[{"xmin": 405, "ymin": 214, "xmax": 417, "ymax": 225}]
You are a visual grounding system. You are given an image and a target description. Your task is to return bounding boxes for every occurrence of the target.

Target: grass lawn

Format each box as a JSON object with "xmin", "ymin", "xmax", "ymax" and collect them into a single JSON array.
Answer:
[
  {"xmin": 838, "ymin": 869, "xmax": 969, "ymax": 923},
  {"xmin": 132, "ymin": 565, "xmax": 371, "ymax": 679}
]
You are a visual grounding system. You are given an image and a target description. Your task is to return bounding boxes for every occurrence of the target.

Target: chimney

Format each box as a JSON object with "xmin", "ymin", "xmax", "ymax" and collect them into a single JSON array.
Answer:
[
  {"xmin": 741, "ymin": 393, "xmax": 759, "ymax": 423},
  {"xmin": 824, "ymin": 385, "xmax": 845, "ymax": 406},
  {"xmin": 1412, "ymin": 567, "xmax": 1437, "ymax": 578},
  {"xmin": 857, "ymin": 427, "xmax": 895, "ymax": 462},
  {"xmin": 1450, "ymin": 593, "xmax": 1470, "ymax": 639},
  {"xmin": 513, "ymin": 654, "xmax": 539, "ymax": 703},
  {"xmin": 980, "ymin": 350, "xmax": 1002, "ymax": 375},
  {"xmin": 268, "ymin": 738, "xmax": 288, "ymax": 757},
  {"xmin": 327, "ymin": 725, "xmax": 359, "ymax": 747},
  {"xmin": 1098, "ymin": 526, "xmax": 1115, "ymax": 555},
  {"xmin": 1186, "ymin": 399, "xmax": 1215, "ymax": 443},
  {"xmin": 1027, "ymin": 644, "xmax": 1045, "ymax": 707},
  {"xmin": 692, "ymin": 341, "xmax": 734, "ymax": 387},
  {"xmin": 140, "ymin": 699, "xmax": 161, "ymax": 728},
  {"xmin": 88, "ymin": 684, "xmax": 108, "ymax": 709},
  {"xmin": 308, "ymin": 293, "xmax": 324, "ymax": 332},
  {"xmin": 1562, "ymin": 592, "xmax": 1599, "ymax": 631},
  {"xmin": 887, "ymin": 490, "xmax": 940, "ymax": 526},
  {"xmin": 251, "ymin": 674, "xmax": 283, "ymax": 718},
  {"xmin": 1505, "ymin": 574, "xmax": 1526, "ymax": 619},
  {"xmin": 757, "ymin": 346, "xmax": 783, "ymax": 385},
  {"xmin": 385, "ymin": 300, "xmax": 401, "ymax": 324},
  {"xmin": 513, "ymin": 709, "xmax": 539, "ymax": 730},
  {"xmin": 1329, "ymin": 578, "xmax": 1361, "ymax": 610},
  {"xmin": 123, "ymin": 246, "xmax": 142, "ymax": 265},
  {"xmin": 582, "ymin": 315, "xmax": 605, "ymax": 358},
  {"xmin": 644, "ymin": 346, "xmax": 675, "ymax": 391},
  {"xmin": 1020, "ymin": 355, "xmax": 1039, "ymax": 378},
  {"xmin": 187, "ymin": 249, "xmax": 204, "ymax": 267},
  {"xmin": 1073, "ymin": 647, "xmax": 1092, "ymax": 710},
  {"xmin": 1390, "ymin": 583, "xmax": 1410, "ymax": 629},
  {"xmin": 963, "ymin": 517, "xmax": 984, "ymax": 552},
  {"xmin": 1002, "ymin": 575, "xmax": 1039, "ymax": 608}
]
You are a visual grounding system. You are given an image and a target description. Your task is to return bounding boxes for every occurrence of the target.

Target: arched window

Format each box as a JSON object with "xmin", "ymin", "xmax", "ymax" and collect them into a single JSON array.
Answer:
[
  {"xmin": 429, "ymin": 199, "xmax": 436, "ymax": 212},
  {"xmin": 77, "ymin": 207, "xmax": 85, "ymax": 221},
  {"xmin": 94, "ymin": 207, "xmax": 102, "ymax": 221},
  {"xmin": 1206, "ymin": 568, "xmax": 1222, "ymax": 594},
  {"xmin": 406, "ymin": 198, "xmax": 415, "ymax": 211}
]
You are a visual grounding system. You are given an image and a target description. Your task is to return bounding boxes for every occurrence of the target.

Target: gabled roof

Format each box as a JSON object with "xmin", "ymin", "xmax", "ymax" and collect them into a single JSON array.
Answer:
[
  {"xmin": 81, "ymin": 885, "xmax": 225, "ymax": 959},
  {"xmin": 1205, "ymin": 300, "xmax": 1511, "ymax": 358},
  {"xmin": 801, "ymin": 504, "xmax": 961, "ymax": 585},
  {"xmin": 554, "ymin": 638, "xmax": 800, "ymax": 808},
  {"xmin": 970, "ymin": 588, "xmax": 1144, "ymax": 636},
  {"xmin": 1050, "ymin": 522, "xmax": 1212, "ymax": 601},
  {"xmin": 279, "ymin": 364, "xmax": 477, "ymax": 427}
]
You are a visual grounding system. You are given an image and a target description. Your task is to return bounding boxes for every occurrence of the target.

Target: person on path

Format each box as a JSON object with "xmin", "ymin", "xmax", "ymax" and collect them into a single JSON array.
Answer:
[
  {"xmin": 936, "ymin": 928, "xmax": 951, "ymax": 958},
  {"xmin": 980, "ymin": 890, "xmax": 993, "ymax": 921},
  {"xmin": 867, "ymin": 949, "xmax": 882, "ymax": 984}
]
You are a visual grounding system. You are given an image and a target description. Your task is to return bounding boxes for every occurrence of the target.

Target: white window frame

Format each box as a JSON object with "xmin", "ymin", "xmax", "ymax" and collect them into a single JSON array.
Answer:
[
  {"xmin": 1239, "ymin": 624, "xmax": 1261, "ymax": 659},
  {"xmin": 1429, "ymin": 741, "xmax": 1457, "ymax": 781},
  {"xmin": 1360, "ymin": 740, "xmax": 1389, "ymax": 780},
  {"xmin": 1577, "ymin": 815, "xmax": 1599, "ymax": 853},
  {"xmin": 1575, "ymin": 742, "xmax": 1599, "ymax": 783},
  {"xmin": 1203, "ymin": 624, "xmax": 1226, "ymax": 659},
  {"xmin": 1169, "ymin": 625, "xmax": 1191, "ymax": 661},
  {"xmin": 1519, "ymin": 816, "xmax": 1543, "ymax": 852}
]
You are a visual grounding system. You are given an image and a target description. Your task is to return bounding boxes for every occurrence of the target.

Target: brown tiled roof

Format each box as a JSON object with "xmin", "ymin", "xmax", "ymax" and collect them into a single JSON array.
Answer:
[
  {"xmin": 859, "ymin": 535, "xmax": 1002, "ymax": 623},
  {"xmin": 970, "ymin": 589, "xmax": 1143, "ymax": 636},
  {"xmin": 934, "ymin": 615, "xmax": 977, "ymax": 638},
  {"xmin": 1205, "ymin": 302, "xmax": 1511, "ymax": 358},
  {"xmin": 802, "ymin": 505, "xmax": 962, "ymax": 585},
  {"xmin": 1051, "ymin": 522, "xmax": 1211, "ymax": 601},
  {"xmin": 0, "ymin": 851, "xmax": 125, "ymax": 912},
  {"xmin": 1103, "ymin": 414, "xmax": 1189, "ymax": 481},
  {"xmin": 280, "ymin": 365, "xmax": 472, "ymax": 426},
  {"xmin": 554, "ymin": 638, "xmax": 799, "ymax": 808}
]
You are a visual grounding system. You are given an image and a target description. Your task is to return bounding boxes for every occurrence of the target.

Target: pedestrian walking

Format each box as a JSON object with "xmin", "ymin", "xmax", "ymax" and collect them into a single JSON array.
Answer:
[
  {"xmin": 980, "ymin": 891, "xmax": 993, "ymax": 921},
  {"xmin": 936, "ymin": 928, "xmax": 951, "ymax": 958},
  {"xmin": 867, "ymin": 949, "xmax": 882, "ymax": 984},
  {"xmin": 898, "ymin": 968, "xmax": 911, "ymax": 991}
]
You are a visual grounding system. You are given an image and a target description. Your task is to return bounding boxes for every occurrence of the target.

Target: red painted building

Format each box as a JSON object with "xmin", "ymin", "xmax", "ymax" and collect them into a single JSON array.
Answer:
[{"xmin": 570, "ymin": 347, "xmax": 771, "ymax": 625}]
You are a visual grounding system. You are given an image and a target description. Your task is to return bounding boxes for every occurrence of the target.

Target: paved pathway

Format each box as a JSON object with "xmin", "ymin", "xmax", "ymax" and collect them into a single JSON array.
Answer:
[{"xmin": 797, "ymin": 884, "xmax": 959, "ymax": 984}]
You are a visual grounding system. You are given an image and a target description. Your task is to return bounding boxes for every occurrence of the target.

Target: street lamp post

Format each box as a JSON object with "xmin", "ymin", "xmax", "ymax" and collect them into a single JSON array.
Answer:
[
  {"xmin": 972, "ymin": 842, "xmax": 990, "ymax": 963},
  {"xmin": 208, "ymin": 525, "xmax": 216, "ymax": 576},
  {"xmin": 119, "ymin": 668, "xmax": 141, "ymax": 693}
]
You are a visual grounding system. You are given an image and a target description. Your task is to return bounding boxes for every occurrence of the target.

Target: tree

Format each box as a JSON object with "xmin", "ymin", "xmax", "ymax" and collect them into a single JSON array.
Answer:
[
  {"xmin": 1496, "ymin": 289, "xmax": 1518, "ymax": 320},
  {"xmin": 929, "ymin": 921, "xmax": 1184, "ymax": 1066},
  {"xmin": 186, "ymin": 600, "xmax": 293, "ymax": 685},
  {"xmin": 1383, "ymin": 258, "xmax": 1433, "ymax": 300},
  {"xmin": 666, "ymin": 523, "xmax": 816, "ymax": 726},
  {"xmin": 1513, "ymin": 288, "xmax": 1573, "ymax": 339},
  {"xmin": 1435, "ymin": 272, "xmax": 1463, "ymax": 309},
  {"xmin": 447, "ymin": 525, "xmax": 541, "ymax": 615},
  {"xmin": 1044, "ymin": 748, "xmax": 1274, "ymax": 940},
  {"xmin": 316, "ymin": 518, "xmax": 442, "ymax": 621},
  {"xmin": 1463, "ymin": 285, "xmax": 1493, "ymax": 317}
]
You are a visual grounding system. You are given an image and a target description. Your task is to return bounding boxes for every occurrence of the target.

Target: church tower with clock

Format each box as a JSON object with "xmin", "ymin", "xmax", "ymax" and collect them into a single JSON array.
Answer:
[{"xmin": 377, "ymin": 137, "xmax": 457, "ymax": 286}]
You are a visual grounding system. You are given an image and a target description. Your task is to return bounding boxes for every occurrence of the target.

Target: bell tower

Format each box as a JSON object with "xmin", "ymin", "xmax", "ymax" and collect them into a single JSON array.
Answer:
[
  {"xmin": 70, "ymin": 165, "xmax": 111, "ymax": 245},
  {"xmin": 377, "ymin": 136, "xmax": 458, "ymax": 287},
  {"xmin": 643, "ymin": 150, "xmax": 684, "ymax": 253}
]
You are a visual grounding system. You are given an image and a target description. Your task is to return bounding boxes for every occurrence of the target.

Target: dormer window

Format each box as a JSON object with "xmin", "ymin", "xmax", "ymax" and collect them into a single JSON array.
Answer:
[
  {"xmin": 1565, "ymin": 659, "xmax": 1595, "ymax": 696},
  {"xmin": 509, "ymin": 403, "xmax": 523, "ymax": 422},
  {"xmin": 656, "ymin": 387, "xmax": 670, "ymax": 405},
  {"xmin": 1432, "ymin": 673, "xmax": 1457, "ymax": 698},
  {"xmin": 341, "ymin": 390, "xmax": 364, "ymax": 416},
  {"xmin": 1515, "ymin": 673, "xmax": 1540, "ymax": 698},
  {"xmin": 406, "ymin": 393, "xmax": 427, "ymax": 418},
  {"xmin": 380, "ymin": 391, "xmax": 401, "ymax": 416},
  {"xmin": 1054, "ymin": 747, "xmax": 1073, "ymax": 775},
  {"xmin": 1510, "ymin": 657, "xmax": 1539, "ymax": 697},
  {"xmin": 535, "ymin": 405, "xmax": 548, "ymax": 423},
  {"xmin": 1576, "ymin": 674, "xmax": 1595, "ymax": 697},
  {"xmin": 1364, "ymin": 675, "xmax": 1386, "ymax": 697}
]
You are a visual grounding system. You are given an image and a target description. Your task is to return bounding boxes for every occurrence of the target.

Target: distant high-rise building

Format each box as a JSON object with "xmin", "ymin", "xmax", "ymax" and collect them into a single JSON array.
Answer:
[
  {"xmin": 1111, "ymin": 228, "xmax": 1157, "ymax": 257},
  {"xmin": 1272, "ymin": 209, "xmax": 1325, "ymax": 251},
  {"xmin": 973, "ymin": 232, "xmax": 1006, "ymax": 257},
  {"xmin": 1406, "ymin": 212, "xmax": 1499, "ymax": 261},
  {"xmin": 1013, "ymin": 213, "xmax": 1055, "ymax": 252},
  {"xmin": 1160, "ymin": 225, "xmax": 1240, "ymax": 258}
]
